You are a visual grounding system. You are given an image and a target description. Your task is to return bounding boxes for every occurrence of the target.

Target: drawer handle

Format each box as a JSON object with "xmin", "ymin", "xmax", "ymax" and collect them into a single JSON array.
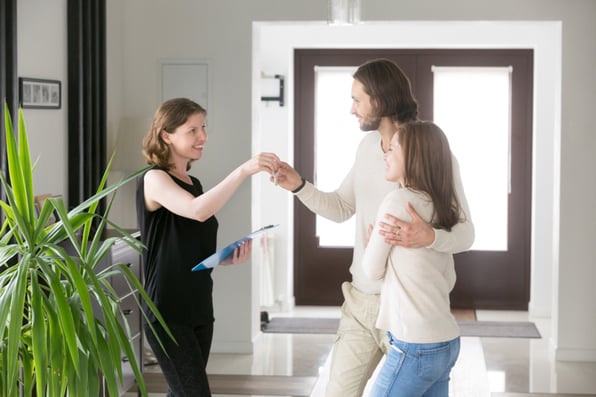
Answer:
[
  {"xmin": 126, "ymin": 262, "xmax": 132, "ymax": 267},
  {"xmin": 123, "ymin": 309, "xmax": 133, "ymax": 315}
]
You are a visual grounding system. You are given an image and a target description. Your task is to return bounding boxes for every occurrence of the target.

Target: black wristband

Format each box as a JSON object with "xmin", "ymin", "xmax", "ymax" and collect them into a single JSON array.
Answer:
[{"xmin": 292, "ymin": 178, "xmax": 306, "ymax": 194}]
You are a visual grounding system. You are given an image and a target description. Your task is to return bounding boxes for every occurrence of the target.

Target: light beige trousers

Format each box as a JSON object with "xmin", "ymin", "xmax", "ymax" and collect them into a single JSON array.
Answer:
[{"xmin": 325, "ymin": 282, "xmax": 388, "ymax": 397}]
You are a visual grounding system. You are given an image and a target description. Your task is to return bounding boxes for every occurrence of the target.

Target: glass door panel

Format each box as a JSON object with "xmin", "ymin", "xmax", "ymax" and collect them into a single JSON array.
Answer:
[
  {"xmin": 293, "ymin": 49, "xmax": 532, "ymax": 308},
  {"xmin": 433, "ymin": 66, "xmax": 512, "ymax": 251},
  {"xmin": 314, "ymin": 66, "xmax": 360, "ymax": 247}
]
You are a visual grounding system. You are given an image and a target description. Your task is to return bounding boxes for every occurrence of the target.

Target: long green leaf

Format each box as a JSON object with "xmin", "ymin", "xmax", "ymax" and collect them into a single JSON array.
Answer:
[
  {"xmin": 30, "ymin": 271, "xmax": 48, "ymax": 396},
  {"xmin": 94, "ymin": 321, "xmax": 120, "ymax": 397},
  {"xmin": 21, "ymin": 347, "xmax": 35, "ymax": 397},
  {"xmin": 6, "ymin": 254, "xmax": 29, "ymax": 397},
  {"xmin": 1, "ymin": 103, "xmax": 159, "ymax": 396},
  {"xmin": 17, "ymin": 108, "xmax": 36, "ymax": 224},
  {"xmin": 20, "ymin": 336, "xmax": 35, "ymax": 397},
  {"xmin": 86, "ymin": 186, "xmax": 119, "ymax": 268},
  {"xmin": 42, "ymin": 260, "xmax": 79, "ymax": 371},
  {"xmin": 80, "ymin": 154, "xmax": 116, "ymax": 255},
  {"xmin": 4, "ymin": 103, "xmax": 31, "ymax": 228},
  {"xmin": 114, "ymin": 315, "xmax": 148, "ymax": 396},
  {"xmin": 32, "ymin": 197, "xmax": 59, "ymax": 244},
  {"xmin": 1, "ymin": 341, "xmax": 7, "ymax": 396},
  {"xmin": 68, "ymin": 165, "xmax": 150, "ymax": 220},
  {"xmin": 0, "ymin": 175, "xmax": 32, "ymax": 246},
  {"xmin": 119, "ymin": 263, "xmax": 175, "ymax": 342},
  {"xmin": 0, "ymin": 258, "xmax": 18, "ymax": 339},
  {"xmin": 0, "ymin": 271, "xmax": 16, "ymax": 395},
  {"xmin": 50, "ymin": 199, "xmax": 85, "ymax": 259},
  {"xmin": 42, "ymin": 212, "xmax": 92, "ymax": 248},
  {"xmin": 62, "ymin": 254, "xmax": 99, "ymax": 346},
  {"xmin": 45, "ymin": 297, "xmax": 63, "ymax": 397}
]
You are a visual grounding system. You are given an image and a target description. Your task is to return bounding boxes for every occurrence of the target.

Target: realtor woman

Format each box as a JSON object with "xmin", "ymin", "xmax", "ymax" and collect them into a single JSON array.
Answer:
[{"xmin": 136, "ymin": 97, "xmax": 280, "ymax": 396}]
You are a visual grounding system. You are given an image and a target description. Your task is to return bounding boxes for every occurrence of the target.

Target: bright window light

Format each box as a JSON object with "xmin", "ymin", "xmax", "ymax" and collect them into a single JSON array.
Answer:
[
  {"xmin": 433, "ymin": 66, "xmax": 512, "ymax": 251},
  {"xmin": 487, "ymin": 370, "xmax": 507, "ymax": 392},
  {"xmin": 314, "ymin": 66, "xmax": 360, "ymax": 247},
  {"xmin": 313, "ymin": 66, "xmax": 512, "ymax": 251}
]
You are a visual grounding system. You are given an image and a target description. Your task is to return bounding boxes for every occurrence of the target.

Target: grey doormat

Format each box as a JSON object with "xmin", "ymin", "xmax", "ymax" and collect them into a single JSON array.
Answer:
[
  {"xmin": 262, "ymin": 317, "xmax": 541, "ymax": 338},
  {"xmin": 262, "ymin": 317, "xmax": 339, "ymax": 334},
  {"xmin": 457, "ymin": 320, "xmax": 541, "ymax": 338},
  {"xmin": 136, "ymin": 372, "xmax": 316, "ymax": 396}
]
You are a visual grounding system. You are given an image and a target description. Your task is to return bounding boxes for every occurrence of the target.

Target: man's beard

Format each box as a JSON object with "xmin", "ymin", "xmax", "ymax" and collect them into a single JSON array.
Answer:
[{"xmin": 360, "ymin": 114, "xmax": 381, "ymax": 131}]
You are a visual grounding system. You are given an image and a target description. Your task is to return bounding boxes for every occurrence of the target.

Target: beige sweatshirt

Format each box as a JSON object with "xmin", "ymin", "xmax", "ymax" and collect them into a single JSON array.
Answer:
[
  {"xmin": 295, "ymin": 131, "xmax": 474, "ymax": 295},
  {"xmin": 363, "ymin": 188, "xmax": 460, "ymax": 343}
]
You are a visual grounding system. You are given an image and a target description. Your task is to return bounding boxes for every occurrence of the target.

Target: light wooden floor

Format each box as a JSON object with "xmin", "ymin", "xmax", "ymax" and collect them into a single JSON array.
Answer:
[
  {"xmin": 493, "ymin": 394, "xmax": 596, "ymax": 397},
  {"xmin": 135, "ymin": 373, "xmax": 316, "ymax": 396},
  {"xmin": 125, "ymin": 308, "xmax": 596, "ymax": 397}
]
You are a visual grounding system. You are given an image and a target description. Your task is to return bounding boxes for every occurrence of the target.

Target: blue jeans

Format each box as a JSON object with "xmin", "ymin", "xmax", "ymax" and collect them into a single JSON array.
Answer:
[{"xmin": 369, "ymin": 332, "xmax": 460, "ymax": 397}]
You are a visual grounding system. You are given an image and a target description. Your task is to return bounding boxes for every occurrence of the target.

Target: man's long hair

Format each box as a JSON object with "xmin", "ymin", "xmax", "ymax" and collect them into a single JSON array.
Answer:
[{"xmin": 353, "ymin": 58, "xmax": 419, "ymax": 123}]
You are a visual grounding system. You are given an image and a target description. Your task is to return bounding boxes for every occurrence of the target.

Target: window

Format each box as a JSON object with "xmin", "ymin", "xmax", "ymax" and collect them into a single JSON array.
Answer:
[
  {"xmin": 314, "ymin": 66, "xmax": 359, "ymax": 247},
  {"xmin": 433, "ymin": 66, "xmax": 512, "ymax": 251}
]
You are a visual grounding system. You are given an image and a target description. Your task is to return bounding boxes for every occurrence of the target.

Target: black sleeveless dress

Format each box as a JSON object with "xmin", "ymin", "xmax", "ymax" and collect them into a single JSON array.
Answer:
[{"xmin": 136, "ymin": 168, "xmax": 219, "ymax": 326}]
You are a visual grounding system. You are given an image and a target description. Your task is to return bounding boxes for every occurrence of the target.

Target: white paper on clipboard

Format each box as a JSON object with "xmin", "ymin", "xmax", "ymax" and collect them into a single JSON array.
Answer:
[{"xmin": 191, "ymin": 224, "xmax": 279, "ymax": 271}]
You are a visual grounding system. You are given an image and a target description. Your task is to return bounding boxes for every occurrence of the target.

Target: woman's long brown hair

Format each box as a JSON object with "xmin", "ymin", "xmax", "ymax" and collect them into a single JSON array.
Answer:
[{"xmin": 398, "ymin": 121, "xmax": 462, "ymax": 231}]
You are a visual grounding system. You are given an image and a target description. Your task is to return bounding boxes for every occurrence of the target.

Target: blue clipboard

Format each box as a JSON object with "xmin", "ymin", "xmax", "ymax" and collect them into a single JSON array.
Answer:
[{"xmin": 192, "ymin": 224, "xmax": 279, "ymax": 271}]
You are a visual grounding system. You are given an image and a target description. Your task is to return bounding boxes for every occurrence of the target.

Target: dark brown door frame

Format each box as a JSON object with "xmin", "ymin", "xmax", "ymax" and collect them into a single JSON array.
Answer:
[
  {"xmin": 294, "ymin": 49, "xmax": 533, "ymax": 309},
  {"xmin": 293, "ymin": 50, "xmax": 418, "ymax": 305},
  {"xmin": 416, "ymin": 50, "xmax": 534, "ymax": 309}
]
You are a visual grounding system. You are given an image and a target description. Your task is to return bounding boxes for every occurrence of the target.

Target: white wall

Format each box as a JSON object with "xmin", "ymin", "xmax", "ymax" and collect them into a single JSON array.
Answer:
[
  {"xmin": 252, "ymin": 17, "xmax": 561, "ymax": 339},
  {"xmin": 105, "ymin": 0, "xmax": 326, "ymax": 353},
  {"xmin": 250, "ymin": 15, "xmax": 596, "ymax": 366},
  {"xmin": 103, "ymin": 0, "xmax": 596, "ymax": 359},
  {"xmin": 17, "ymin": 0, "xmax": 68, "ymax": 203},
  {"xmin": 9, "ymin": 0, "xmax": 584, "ymax": 363}
]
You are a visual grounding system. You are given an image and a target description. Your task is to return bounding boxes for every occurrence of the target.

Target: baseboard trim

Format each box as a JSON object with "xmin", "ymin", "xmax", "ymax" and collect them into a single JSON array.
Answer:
[
  {"xmin": 211, "ymin": 340, "xmax": 253, "ymax": 354},
  {"xmin": 528, "ymin": 301, "xmax": 551, "ymax": 318},
  {"xmin": 136, "ymin": 372, "xmax": 317, "ymax": 396},
  {"xmin": 555, "ymin": 347, "xmax": 596, "ymax": 362}
]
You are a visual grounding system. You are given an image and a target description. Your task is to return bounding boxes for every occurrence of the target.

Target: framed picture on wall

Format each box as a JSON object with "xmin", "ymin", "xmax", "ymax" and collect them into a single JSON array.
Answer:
[{"xmin": 19, "ymin": 77, "xmax": 61, "ymax": 109}]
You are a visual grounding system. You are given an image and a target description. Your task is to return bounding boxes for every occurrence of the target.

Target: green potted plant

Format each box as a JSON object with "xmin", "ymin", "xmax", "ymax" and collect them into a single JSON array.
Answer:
[{"xmin": 0, "ymin": 103, "xmax": 170, "ymax": 396}]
